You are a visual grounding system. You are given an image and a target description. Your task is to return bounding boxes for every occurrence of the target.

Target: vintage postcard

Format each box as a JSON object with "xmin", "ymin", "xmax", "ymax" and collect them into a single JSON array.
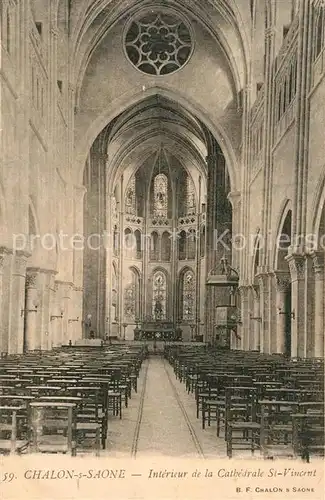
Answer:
[{"xmin": 0, "ymin": 0, "xmax": 324, "ymax": 499}]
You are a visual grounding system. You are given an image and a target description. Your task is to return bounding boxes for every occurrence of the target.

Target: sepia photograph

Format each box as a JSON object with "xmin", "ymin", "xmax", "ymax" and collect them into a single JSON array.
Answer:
[{"xmin": 0, "ymin": 0, "xmax": 324, "ymax": 499}]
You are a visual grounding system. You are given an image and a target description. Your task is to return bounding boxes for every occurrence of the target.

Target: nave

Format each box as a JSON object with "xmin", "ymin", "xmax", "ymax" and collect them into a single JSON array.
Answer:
[{"xmin": 0, "ymin": 344, "xmax": 324, "ymax": 461}]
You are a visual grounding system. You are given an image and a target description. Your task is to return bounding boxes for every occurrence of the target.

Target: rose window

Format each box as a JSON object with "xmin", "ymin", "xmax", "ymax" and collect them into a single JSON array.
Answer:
[{"xmin": 124, "ymin": 12, "xmax": 193, "ymax": 76}]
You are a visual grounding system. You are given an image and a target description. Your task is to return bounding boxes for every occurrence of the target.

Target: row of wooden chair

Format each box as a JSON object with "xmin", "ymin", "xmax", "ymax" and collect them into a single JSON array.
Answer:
[
  {"xmin": 0, "ymin": 344, "xmax": 147, "ymax": 456},
  {"xmin": 165, "ymin": 345, "xmax": 324, "ymax": 461}
]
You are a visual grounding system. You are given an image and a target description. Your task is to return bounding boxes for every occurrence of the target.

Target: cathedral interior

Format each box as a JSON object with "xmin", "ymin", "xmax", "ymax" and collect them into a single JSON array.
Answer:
[{"xmin": 0, "ymin": 0, "xmax": 324, "ymax": 462}]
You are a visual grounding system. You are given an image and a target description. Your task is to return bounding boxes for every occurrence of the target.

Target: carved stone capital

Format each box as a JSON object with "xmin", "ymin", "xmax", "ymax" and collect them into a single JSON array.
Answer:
[
  {"xmin": 286, "ymin": 254, "xmax": 305, "ymax": 281},
  {"xmin": 307, "ymin": 251, "xmax": 324, "ymax": 281},
  {"xmin": 26, "ymin": 267, "xmax": 40, "ymax": 288},
  {"xmin": 274, "ymin": 272, "xmax": 291, "ymax": 292}
]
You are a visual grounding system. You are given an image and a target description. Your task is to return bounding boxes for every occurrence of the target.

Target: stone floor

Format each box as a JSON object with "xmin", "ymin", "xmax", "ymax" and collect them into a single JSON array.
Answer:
[{"xmin": 104, "ymin": 356, "xmax": 254, "ymax": 459}]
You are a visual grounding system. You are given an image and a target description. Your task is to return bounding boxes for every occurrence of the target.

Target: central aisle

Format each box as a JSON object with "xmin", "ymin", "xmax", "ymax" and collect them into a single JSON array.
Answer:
[
  {"xmin": 106, "ymin": 355, "xmax": 226, "ymax": 458},
  {"xmin": 135, "ymin": 357, "xmax": 201, "ymax": 458}
]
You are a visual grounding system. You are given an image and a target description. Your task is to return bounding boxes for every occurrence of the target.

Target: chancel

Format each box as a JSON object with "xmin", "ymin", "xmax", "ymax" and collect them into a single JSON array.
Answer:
[{"xmin": 0, "ymin": 0, "xmax": 324, "ymax": 463}]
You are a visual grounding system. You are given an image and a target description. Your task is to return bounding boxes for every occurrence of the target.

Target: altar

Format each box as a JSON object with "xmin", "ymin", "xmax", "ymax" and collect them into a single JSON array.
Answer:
[{"xmin": 134, "ymin": 321, "xmax": 182, "ymax": 341}]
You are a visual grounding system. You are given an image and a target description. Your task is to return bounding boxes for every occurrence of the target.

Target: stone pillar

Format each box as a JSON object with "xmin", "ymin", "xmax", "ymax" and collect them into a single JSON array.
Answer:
[
  {"xmin": 38, "ymin": 270, "xmax": 57, "ymax": 351},
  {"xmin": 286, "ymin": 254, "xmax": 305, "ymax": 358},
  {"xmin": 304, "ymin": 254, "xmax": 315, "ymax": 357},
  {"xmin": 250, "ymin": 285, "xmax": 261, "ymax": 351},
  {"xmin": 83, "ymin": 146, "xmax": 107, "ymax": 338},
  {"xmin": 8, "ymin": 251, "xmax": 30, "ymax": 354},
  {"xmin": 312, "ymin": 252, "xmax": 324, "ymax": 358},
  {"xmin": 0, "ymin": 253, "xmax": 5, "ymax": 354},
  {"xmin": 71, "ymin": 286, "xmax": 83, "ymax": 343},
  {"xmin": 238, "ymin": 285, "xmax": 250, "ymax": 350},
  {"xmin": 56, "ymin": 281, "xmax": 73, "ymax": 345},
  {"xmin": 239, "ymin": 85, "xmax": 251, "ymax": 282},
  {"xmin": 205, "ymin": 140, "xmax": 227, "ymax": 342},
  {"xmin": 261, "ymin": 22, "xmax": 276, "ymax": 269},
  {"xmin": 292, "ymin": 0, "xmax": 313, "ymax": 241},
  {"xmin": 73, "ymin": 184, "xmax": 86, "ymax": 340},
  {"xmin": 195, "ymin": 176, "xmax": 202, "ymax": 335},
  {"xmin": 274, "ymin": 272, "xmax": 291, "ymax": 354},
  {"xmin": 51, "ymin": 281, "xmax": 64, "ymax": 347},
  {"xmin": 227, "ymin": 192, "xmax": 241, "ymax": 272},
  {"xmin": 24, "ymin": 268, "xmax": 40, "ymax": 351},
  {"xmin": 118, "ymin": 176, "xmax": 124, "ymax": 339},
  {"xmin": 256, "ymin": 270, "xmax": 269, "ymax": 353},
  {"xmin": 205, "ymin": 141, "xmax": 218, "ymax": 342},
  {"xmin": 0, "ymin": 248, "xmax": 12, "ymax": 354}
]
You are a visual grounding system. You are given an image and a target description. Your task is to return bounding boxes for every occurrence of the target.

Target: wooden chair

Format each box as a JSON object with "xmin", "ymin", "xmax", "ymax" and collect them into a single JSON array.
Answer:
[
  {"xmin": 225, "ymin": 387, "xmax": 261, "ymax": 458},
  {"xmin": 67, "ymin": 386, "xmax": 106, "ymax": 454},
  {"xmin": 0, "ymin": 405, "xmax": 29, "ymax": 455},
  {"xmin": 292, "ymin": 411, "xmax": 325, "ymax": 462},
  {"xmin": 259, "ymin": 400, "xmax": 298, "ymax": 459},
  {"xmin": 29, "ymin": 402, "xmax": 77, "ymax": 456}
]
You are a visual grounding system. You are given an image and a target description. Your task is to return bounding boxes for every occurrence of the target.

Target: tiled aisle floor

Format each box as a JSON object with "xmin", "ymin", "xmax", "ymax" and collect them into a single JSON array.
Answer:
[{"xmin": 105, "ymin": 356, "xmax": 227, "ymax": 459}]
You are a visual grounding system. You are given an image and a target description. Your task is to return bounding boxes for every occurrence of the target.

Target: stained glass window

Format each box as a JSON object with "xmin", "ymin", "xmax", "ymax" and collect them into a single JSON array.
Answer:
[
  {"xmin": 186, "ymin": 176, "xmax": 196, "ymax": 214},
  {"xmin": 125, "ymin": 176, "xmax": 136, "ymax": 215},
  {"xmin": 182, "ymin": 270, "xmax": 195, "ymax": 321},
  {"xmin": 124, "ymin": 284, "xmax": 135, "ymax": 320},
  {"xmin": 152, "ymin": 271, "xmax": 167, "ymax": 320},
  {"xmin": 154, "ymin": 174, "xmax": 168, "ymax": 218},
  {"xmin": 124, "ymin": 11, "xmax": 193, "ymax": 76},
  {"xmin": 124, "ymin": 270, "xmax": 140, "ymax": 321}
]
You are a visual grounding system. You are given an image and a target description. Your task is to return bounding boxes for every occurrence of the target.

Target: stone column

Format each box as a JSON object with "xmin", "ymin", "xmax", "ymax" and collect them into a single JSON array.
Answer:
[
  {"xmin": 0, "ymin": 254, "xmax": 5, "ymax": 354},
  {"xmin": 250, "ymin": 285, "xmax": 261, "ymax": 351},
  {"xmin": 239, "ymin": 85, "xmax": 251, "ymax": 282},
  {"xmin": 38, "ymin": 269, "xmax": 57, "ymax": 351},
  {"xmin": 227, "ymin": 191, "xmax": 241, "ymax": 272},
  {"xmin": 205, "ymin": 145, "xmax": 217, "ymax": 342},
  {"xmin": 195, "ymin": 176, "xmax": 202, "ymax": 335},
  {"xmin": 256, "ymin": 270, "xmax": 269, "ymax": 353},
  {"xmin": 304, "ymin": 254, "xmax": 315, "ymax": 357},
  {"xmin": 292, "ymin": 0, "xmax": 313, "ymax": 242},
  {"xmin": 286, "ymin": 254, "xmax": 305, "ymax": 358},
  {"xmin": 71, "ymin": 286, "xmax": 83, "ymax": 343},
  {"xmin": 261, "ymin": 23, "xmax": 276, "ymax": 269},
  {"xmin": 0, "ymin": 248, "xmax": 12, "ymax": 354},
  {"xmin": 24, "ymin": 268, "xmax": 40, "ymax": 351},
  {"xmin": 8, "ymin": 251, "xmax": 30, "ymax": 354},
  {"xmin": 238, "ymin": 285, "xmax": 250, "ymax": 350},
  {"xmin": 274, "ymin": 272, "xmax": 291, "ymax": 354},
  {"xmin": 118, "ymin": 176, "xmax": 124, "ymax": 338},
  {"xmin": 56, "ymin": 281, "xmax": 73, "ymax": 345},
  {"xmin": 73, "ymin": 184, "xmax": 86, "ymax": 340},
  {"xmin": 51, "ymin": 281, "xmax": 63, "ymax": 347},
  {"xmin": 312, "ymin": 252, "xmax": 324, "ymax": 358},
  {"xmin": 205, "ymin": 140, "xmax": 227, "ymax": 342}
]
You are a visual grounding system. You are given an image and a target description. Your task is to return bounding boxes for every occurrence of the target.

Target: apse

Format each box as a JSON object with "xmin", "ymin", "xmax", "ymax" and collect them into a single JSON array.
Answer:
[{"xmin": 82, "ymin": 95, "xmax": 232, "ymax": 341}]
